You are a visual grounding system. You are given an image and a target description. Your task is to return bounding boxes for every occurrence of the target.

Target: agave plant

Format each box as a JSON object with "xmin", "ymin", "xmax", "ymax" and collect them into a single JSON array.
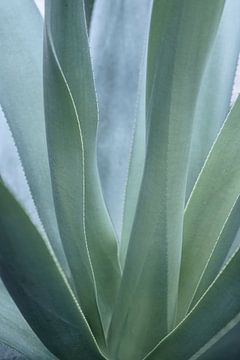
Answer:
[{"xmin": 0, "ymin": 0, "xmax": 240, "ymax": 359}]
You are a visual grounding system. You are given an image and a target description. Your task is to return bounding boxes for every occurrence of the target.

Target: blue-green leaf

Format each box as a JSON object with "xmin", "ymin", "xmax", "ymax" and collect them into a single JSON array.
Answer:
[
  {"xmin": 0, "ymin": 0, "xmax": 70, "ymax": 282},
  {"xmin": 144, "ymin": 247, "xmax": 240, "ymax": 360},
  {"xmin": 178, "ymin": 96, "xmax": 240, "ymax": 321},
  {"xmin": 44, "ymin": 0, "xmax": 121, "ymax": 338},
  {"xmin": 90, "ymin": 0, "xmax": 151, "ymax": 236},
  {"xmin": 189, "ymin": 196, "xmax": 240, "ymax": 309},
  {"xmin": 195, "ymin": 322, "xmax": 240, "ymax": 360},
  {"xmin": 144, "ymin": 245, "xmax": 240, "ymax": 360},
  {"xmin": 119, "ymin": 57, "xmax": 147, "ymax": 268},
  {"xmin": 84, "ymin": 0, "xmax": 95, "ymax": 30},
  {"xmin": 186, "ymin": 0, "xmax": 240, "ymax": 199},
  {"xmin": 0, "ymin": 279, "xmax": 55, "ymax": 360},
  {"xmin": 0, "ymin": 181, "xmax": 104, "ymax": 360},
  {"xmin": 108, "ymin": 2, "xmax": 225, "ymax": 359}
]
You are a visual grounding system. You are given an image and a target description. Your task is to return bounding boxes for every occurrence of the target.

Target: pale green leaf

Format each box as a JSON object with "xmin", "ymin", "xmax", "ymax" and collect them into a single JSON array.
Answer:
[
  {"xmin": 108, "ymin": 2, "xmax": 225, "ymax": 359},
  {"xmin": 119, "ymin": 57, "xmax": 147, "ymax": 268},
  {"xmin": 144, "ymin": 247, "xmax": 240, "ymax": 360},
  {"xmin": 0, "ymin": 0, "xmax": 70, "ymax": 282},
  {"xmin": 0, "ymin": 181, "xmax": 104, "ymax": 360},
  {"xmin": 0, "ymin": 108, "xmax": 39, "ymax": 227},
  {"xmin": 189, "ymin": 196, "xmax": 240, "ymax": 309},
  {"xmin": 186, "ymin": 0, "xmax": 240, "ymax": 199},
  {"xmin": 178, "ymin": 96, "xmax": 240, "ymax": 321},
  {"xmin": 224, "ymin": 218, "xmax": 240, "ymax": 265},
  {"xmin": 44, "ymin": 0, "xmax": 120, "ymax": 338}
]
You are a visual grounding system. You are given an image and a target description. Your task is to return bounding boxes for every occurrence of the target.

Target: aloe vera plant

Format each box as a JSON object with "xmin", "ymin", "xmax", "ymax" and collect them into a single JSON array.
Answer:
[{"xmin": 1, "ymin": 0, "xmax": 240, "ymax": 359}]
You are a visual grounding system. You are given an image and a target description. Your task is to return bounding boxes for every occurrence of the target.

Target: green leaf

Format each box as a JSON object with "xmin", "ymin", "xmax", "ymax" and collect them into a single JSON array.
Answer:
[
  {"xmin": 0, "ymin": 279, "xmax": 56, "ymax": 360},
  {"xmin": 0, "ymin": 181, "xmax": 104, "ymax": 360},
  {"xmin": 84, "ymin": 0, "xmax": 95, "ymax": 30},
  {"xmin": 143, "ymin": 247, "xmax": 240, "ymax": 360},
  {"xmin": 195, "ymin": 322, "xmax": 240, "ymax": 360},
  {"xmin": 223, "ymin": 211, "xmax": 240, "ymax": 267},
  {"xmin": 0, "ymin": 0, "xmax": 70, "ymax": 282},
  {"xmin": 108, "ymin": 1, "xmax": 225, "ymax": 359},
  {"xmin": 0, "ymin": 108, "xmax": 39, "ymax": 227},
  {"xmin": 178, "ymin": 96, "xmax": 240, "ymax": 321},
  {"xmin": 119, "ymin": 57, "xmax": 147, "ymax": 268},
  {"xmin": 90, "ymin": 0, "xmax": 151, "ymax": 235},
  {"xmin": 43, "ymin": 0, "xmax": 120, "ymax": 337},
  {"xmin": 189, "ymin": 196, "xmax": 240, "ymax": 310},
  {"xmin": 186, "ymin": 0, "xmax": 240, "ymax": 199}
]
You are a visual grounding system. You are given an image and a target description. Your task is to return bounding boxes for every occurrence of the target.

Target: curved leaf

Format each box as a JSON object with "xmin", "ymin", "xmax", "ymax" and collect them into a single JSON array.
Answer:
[
  {"xmin": 44, "ymin": 0, "xmax": 121, "ymax": 338},
  {"xmin": 0, "ymin": 181, "xmax": 104, "ymax": 360},
  {"xmin": 108, "ymin": 2, "xmax": 225, "ymax": 359},
  {"xmin": 195, "ymin": 322, "xmax": 240, "ymax": 360},
  {"xmin": 119, "ymin": 55, "xmax": 147, "ymax": 268},
  {"xmin": 189, "ymin": 196, "xmax": 240, "ymax": 309},
  {"xmin": 0, "ymin": 108, "xmax": 39, "ymax": 228},
  {"xmin": 224, "ymin": 217, "xmax": 240, "ymax": 266},
  {"xmin": 0, "ymin": 279, "xmax": 55, "ymax": 360},
  {"xmin": 0, "ymin": 0, "xmax": 70, "ymax": 282},
  {"xmin": 144, "ymin": 247, "xmax": 240, "ymax": 360},
  {"xmin": 186, "ymin": 0, "xmax": 240, "ymax": 198},
  {"xmin": 178, "ymin": 96, "xmax": 240, "ymax": 320}
]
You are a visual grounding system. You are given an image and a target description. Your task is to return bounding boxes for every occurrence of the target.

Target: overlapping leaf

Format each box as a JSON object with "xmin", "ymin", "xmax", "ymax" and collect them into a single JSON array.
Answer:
[
  {"xmin": 178, "ymin": 96, "xmax": 240, "ymax": 320},
  {"xmin": 0, "ymin": 279, "xmax": 55, "ymax": 360},
  {"xmin": 189, "ymin": 196, "xmax": 240, "ymax": 309},
  {"xmin": 0, "ymin": 1, "xmax": 239, "ymax": 359},
  {"xmin": 120, "ymin": 57, "xmax": 147, "ymax": 268},
  {"xmin": 84, "ymin": 0, "xmax": 95, "ymax": 30},
  {"xmin": 144, "ymin": 246, "xmax": 240, "ymax": 360},
  {"xmin": 43, "ymin": 0, "xmax": 121, "ymax": 338},
  {"xmin": 90, "ymin": 0, "xmax": 151, "ymax": 236},
  {"xmin": 186, "ymin": 0, "xmax": 240, "ymax": 198},
  {"xmin": 0, "ymin": 0, "xmax": 70, "ymax": 281},
  {"xmin": 0, "ymin": 181, "xmax": 104, "ymax": 360},
  {"xmin": 108, "ymin": 2, "xmax": 225, "ymax": 360}
]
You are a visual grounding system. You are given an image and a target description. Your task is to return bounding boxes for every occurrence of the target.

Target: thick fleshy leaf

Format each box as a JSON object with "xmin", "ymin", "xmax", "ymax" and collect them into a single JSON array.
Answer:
[
  {"xmin": 119, "ymin": 58, "xmax": 147, "ymax": 268},
  {"xmin": 178, "ymin": 96, "xmax": 240, "ymax": 321},
  {"xmin": 0, "ymin": 181, "xmax": 104, "ymax": 360},
  {"xmin": 90, "ymin": 0, "xmax": 151, "ymax": 236},
  {"xmin": 224, "ymin": 224, "xmax": 240, "ymax": 265},
  {"xmin": 0, "ymin": 0, "xmax": 70, "ymax": 281},
  {"xmin": 43, "ymin": 0, "xmax": 120, "ymax": 337},
  {"xmin": 144, "ymin": 247, "xmax": 240, "ymax": 360},
  {"xmin": 108, "ymin": 2, "xmax": 225, "ymax": 359},
  {"xmin": 0, "ymin": 108, "xmax": 40, "ymax": 228},
  {"xmin": 186, "ymin": 0, "xmax": 240, "ymax": 198},
  {"xmin": 189, "ymin": 196, "xmax": 240, "ymax": 309},
  {"xmin": 196, "ymin": 322, "xmax": 240, "ymax": 360},
  {"xmin": 0, "ymin": 279, "xmax": 55, "ymax": 360}
]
